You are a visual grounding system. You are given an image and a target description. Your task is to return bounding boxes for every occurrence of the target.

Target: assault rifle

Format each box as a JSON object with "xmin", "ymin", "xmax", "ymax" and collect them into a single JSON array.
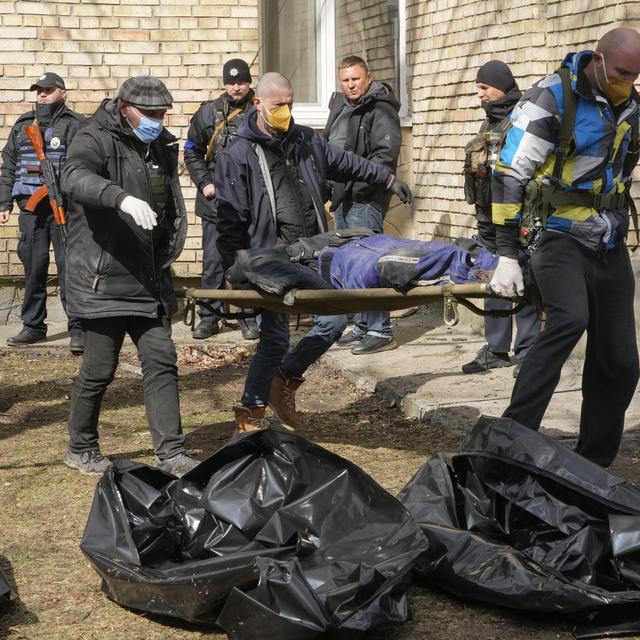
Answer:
[{"xmin": 23, "ymin": 120, "xmax": 67, "ymax": 249}]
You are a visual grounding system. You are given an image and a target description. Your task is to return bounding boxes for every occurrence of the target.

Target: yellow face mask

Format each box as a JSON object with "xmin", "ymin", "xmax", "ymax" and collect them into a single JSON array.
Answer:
[
  {"xmin": 262, "ymin": 103, "xmax": 292, "ymax": 132},
  {"xmin": 595, "ymin": 53, "xmax": 634, "ymax": 107}
]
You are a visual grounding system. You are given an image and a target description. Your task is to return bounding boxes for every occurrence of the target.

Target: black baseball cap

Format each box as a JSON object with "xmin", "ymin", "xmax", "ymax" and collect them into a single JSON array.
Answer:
[{"xmin": 30, "ymin": 72, "xmax": 66, "ymax": 91}]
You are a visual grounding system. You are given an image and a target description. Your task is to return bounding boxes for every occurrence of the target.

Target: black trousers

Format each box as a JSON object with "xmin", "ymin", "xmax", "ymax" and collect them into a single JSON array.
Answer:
[
  {"xmin": 504, "ymin": 233, "xmax": 639, "ymax": 467},
  {"xmin": 198, "ymin": 218, "xmax": 225, "ymax": 319},
  {"xmin": 17, "ymin": 210, "xmax": 81, "ymax": 334},
  {"xmin": 68, "ymin": 313, "xmax": 185, "ymax": 460}
]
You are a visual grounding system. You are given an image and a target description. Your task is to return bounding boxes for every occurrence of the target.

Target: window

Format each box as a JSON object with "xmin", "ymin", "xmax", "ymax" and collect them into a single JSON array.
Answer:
[{"xmin": 262, "ymin": 0, "xmax": 408, "ymax": 128}]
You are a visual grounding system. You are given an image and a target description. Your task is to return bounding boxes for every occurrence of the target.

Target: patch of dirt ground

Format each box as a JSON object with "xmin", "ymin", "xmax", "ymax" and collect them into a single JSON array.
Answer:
[{"xmin": 2, "ymin": 345, "xmax": 639, "ymax": 639}]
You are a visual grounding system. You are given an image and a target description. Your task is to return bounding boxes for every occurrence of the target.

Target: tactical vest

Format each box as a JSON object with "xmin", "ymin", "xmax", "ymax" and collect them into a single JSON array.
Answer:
[
  {"xmin": 205, "ymin": 97, "xmax": 250, "ymax": 169},
  {"xmin": 463, "ymin": 118, "xmax": 511, "ymax": 208},
  {"xmin": 12, "ymin": 117, "xmax": 72, "ymax": 198}
]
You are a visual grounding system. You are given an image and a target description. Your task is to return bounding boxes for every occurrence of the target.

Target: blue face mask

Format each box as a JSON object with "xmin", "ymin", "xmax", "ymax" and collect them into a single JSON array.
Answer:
[{"xmin": 128, "ymin": 107, "xmax": 164, "ymax": 143}]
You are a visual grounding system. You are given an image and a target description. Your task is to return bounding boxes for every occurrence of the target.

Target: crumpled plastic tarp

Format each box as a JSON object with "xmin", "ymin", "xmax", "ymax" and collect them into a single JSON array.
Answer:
[
  {"xmin": 0, "ymin": 567, "xmax": 11, "ymax": 608},
  {"xmin": 398, "ymin": 416, "xmax": 640, "ymax": 633},
  {"xmin": 80, "ymin": 429, "xmax": 428, "ymax": 639}
]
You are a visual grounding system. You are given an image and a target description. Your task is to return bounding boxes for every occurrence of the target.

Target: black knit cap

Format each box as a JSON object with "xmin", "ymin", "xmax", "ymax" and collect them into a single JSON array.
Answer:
[
  {"xmin": 30, "ymin": 72, "xmax": 65, "ymax": 91},
  {"xmin": 117, "ymin": 76, "xmax": 173, "ymax": 109},
  {"xmin": 223, "ymin": 58, "xmax": 252, "ymax": 85},
  {"xmin": 476, "ymin": 60, "xmax": 518, "ymax": 93}
]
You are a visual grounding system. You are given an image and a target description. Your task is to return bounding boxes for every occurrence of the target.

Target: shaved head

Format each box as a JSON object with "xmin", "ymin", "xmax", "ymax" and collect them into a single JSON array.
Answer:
[
  {"xmin": 256, "ymin": 72, "xmax": 292, "ymax": 100},
  {"xmin": 596, "ymin": 27, "xmax": 640, "ymax": 56}
]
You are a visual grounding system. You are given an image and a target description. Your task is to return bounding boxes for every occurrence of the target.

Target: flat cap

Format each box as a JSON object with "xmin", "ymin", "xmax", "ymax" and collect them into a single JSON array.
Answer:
[
  {"xmin": 30, "ymin": 72, "xmax": 65, "ymax": 91},
  {"xmin": 117, "ymin": 76, "xmax": 173, "ymax": 109}
]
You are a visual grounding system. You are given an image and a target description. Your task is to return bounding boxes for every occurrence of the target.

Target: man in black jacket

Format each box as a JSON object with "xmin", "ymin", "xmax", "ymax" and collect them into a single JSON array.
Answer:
[
  {"xmin": 325, "ymin": 56, "xmax": 402, "ymax": 355},
  {"xmin": 0, "ymin": 72, "xmax": 85, "ymax": 353},
  {"xmin": 215, "ymin": 72, "xmax": 411, "ymax": 436},
  {"xmin": 60, "ymin": 76, "xmax": 198, "ymax": 477},
  {"xmin": 184, "ymin": 58, "xmax": 258, "ymax": 341},
  {"xmin": 460, "ymin": 60, "xmax": 540, "ymax": 377}
]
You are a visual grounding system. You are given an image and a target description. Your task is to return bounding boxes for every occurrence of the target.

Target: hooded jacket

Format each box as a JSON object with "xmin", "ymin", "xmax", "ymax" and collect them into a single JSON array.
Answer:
[
  {"xmin": 323, "ymin": 81, "xmax": 401, "ymax": 212},
  {"xmin": 61, "ymin": 98, "xmax": 187, "ymax": 319},
  {"xmin": 183, "ymin": 90, "xmax": 254, "ymax": 222},
  {"xmin": 492, "ymin": 50, "xmax": 640, "ymax": 256},
  {"xmin": 214, "ymin": 108, "xmax": 392, "ymax": 271}
]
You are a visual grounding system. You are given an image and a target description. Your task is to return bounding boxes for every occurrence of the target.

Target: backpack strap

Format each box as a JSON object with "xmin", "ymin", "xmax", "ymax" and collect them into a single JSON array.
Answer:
[{"xmin": 551, "ymin": 66, "xmax": 577, "ymax": 181}]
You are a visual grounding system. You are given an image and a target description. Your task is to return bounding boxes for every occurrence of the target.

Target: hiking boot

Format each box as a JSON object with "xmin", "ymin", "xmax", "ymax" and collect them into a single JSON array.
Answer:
[
  {"xmin": 351, "ymin": 335, "xmax": 397, "ymax": 355},
  {"xmin": 192, "ymin": 319, "xmax": 220, "ymax": 340},
  {"xmin": 239, "ymin": 317, "xmax": 259, "ymax": 341},
  {"xmin": 6, "ymin": 327, "xmax": 46, "ymax": 346},
  {"xmin": 461, "ymin": 345, "xmax": 511, "ymax": 374},
  {"xmin": 269, "ymin": 369, "xmax": 304, "ymax": 430},
  {"xmin": 69, "ymin": 333, "xmax": 85, "ymax": 356},
  {"xmin": 337, "ymin": 329, "xmax": 363, "ymax": 346},
  {"xmin": 154, "ymin": 452, "xmax": 199, "ymax": 477},
  {"xmin": 64, "ymin": 449, "xmax": 111, "ymax": 475},
  {"xmin": 233, "ymin": 405, "xmax": 268, "ymax": 437}
]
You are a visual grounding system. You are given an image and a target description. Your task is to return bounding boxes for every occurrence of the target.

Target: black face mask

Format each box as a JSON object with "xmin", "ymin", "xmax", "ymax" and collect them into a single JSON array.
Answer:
[{"xmin": 35, "ymin": 99, "xmax": 65, "ymax": 126}]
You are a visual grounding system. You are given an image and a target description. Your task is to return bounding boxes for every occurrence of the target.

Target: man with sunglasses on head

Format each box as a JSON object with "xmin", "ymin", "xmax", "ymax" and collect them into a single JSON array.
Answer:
[
  {"xmin": 60, "ymin": 76, "xmax": 198, "ymax": 477},
  {"xmin": 0, "ymin": 72, "xmax": 85, "ymax": 353}
]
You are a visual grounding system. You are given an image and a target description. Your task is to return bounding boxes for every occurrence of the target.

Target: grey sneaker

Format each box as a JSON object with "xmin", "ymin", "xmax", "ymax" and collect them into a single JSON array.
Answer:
[
  {"xmin": 337, "ymin": 329, "xmax": 364, "ymax": 346},
  {"xmin": 154, "ymin": 452, "xmax": 199, "ymax": 477},
  {"xmin": 64, "ymin": 449, "xmax": 111, "ymax": 475}
]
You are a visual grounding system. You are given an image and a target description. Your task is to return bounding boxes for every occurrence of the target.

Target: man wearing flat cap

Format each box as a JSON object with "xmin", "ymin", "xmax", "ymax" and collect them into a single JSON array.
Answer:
[
  {"xmin": 0, "ymin": 71, "xmax": 85, "ymax": 352},
  {"xmin": 184, "ymin": 58, "xmax": 259, "ymax": 341},
  {"xmin": 60, "ymin": 75, "xmax": 198, "ymax": 477}
]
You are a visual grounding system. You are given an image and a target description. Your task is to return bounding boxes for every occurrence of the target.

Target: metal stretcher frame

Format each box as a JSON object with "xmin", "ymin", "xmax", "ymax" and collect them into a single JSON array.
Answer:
[{"xmin": 178, "ymin": 284, "xmax": 523, "ymax": 328}]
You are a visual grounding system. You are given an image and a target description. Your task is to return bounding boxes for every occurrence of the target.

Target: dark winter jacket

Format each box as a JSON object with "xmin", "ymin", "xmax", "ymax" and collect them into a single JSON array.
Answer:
[
  {"xmin": 324, "ymin": 81, "xmax": 401, "ymax": 213},
  {"xmin": 0, "ymin": 104, "xmax": 85, "ymax": 212},
  {"xmin": 183, "ymin": 90, "xmax": 254, "ymax": 222},
  {"xmin": 214, "ymin": 108, "xmax": 392, "ymax": 271},
  {"xmin": 61, "ymin": 98, "xmax": 187, "ymax": 319}
]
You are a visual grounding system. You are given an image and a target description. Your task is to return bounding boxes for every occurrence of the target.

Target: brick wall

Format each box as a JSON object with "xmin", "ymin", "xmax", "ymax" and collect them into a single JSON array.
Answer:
[
  {"xmin": 405, "ymin": 0, "xmax": 639, "ymax": 242},
  {"xmin": 3, "ymin": 1, "xmax": 640, "ymax": 279},
  {"xmin": 0, "ymin": 0, "xmax": 258, "ymax": 278}
]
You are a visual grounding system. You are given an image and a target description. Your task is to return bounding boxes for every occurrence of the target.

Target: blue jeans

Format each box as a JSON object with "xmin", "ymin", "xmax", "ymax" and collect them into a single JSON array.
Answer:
[
  {"xmin": 241, "ymin": 310, "xmax": 347, "ymax": 407},
  {"xmin": 333, "ymin": 200, "xmax": 392, "ymax": 338}
]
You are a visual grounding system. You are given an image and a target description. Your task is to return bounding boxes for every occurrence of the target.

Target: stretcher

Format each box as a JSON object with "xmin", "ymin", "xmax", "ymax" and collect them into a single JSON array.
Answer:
[{"xmin": 178, "ymin": 284, "xmax": 523, "ymax": 328}]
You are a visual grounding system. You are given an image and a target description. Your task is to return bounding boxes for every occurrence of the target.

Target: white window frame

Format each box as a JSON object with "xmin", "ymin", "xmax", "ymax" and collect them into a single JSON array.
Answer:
[
  {"xmin": 289, "ymin": 0, "xmax": 410, "ymax": 129},
  {"xmin": 290, "ymin": 0, "xmax": 336, "ymax": 128}
]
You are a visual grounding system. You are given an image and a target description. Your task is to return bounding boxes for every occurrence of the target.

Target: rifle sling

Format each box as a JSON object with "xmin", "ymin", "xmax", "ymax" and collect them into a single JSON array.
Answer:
[{"xmin": 204, "ymin": 107, "xmax": 243, "ymax": 164}]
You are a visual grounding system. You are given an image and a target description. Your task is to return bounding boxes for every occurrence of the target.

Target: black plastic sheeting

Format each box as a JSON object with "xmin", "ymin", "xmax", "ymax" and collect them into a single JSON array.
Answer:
[
  {"xmin": 81, "ymin": 429, "xmax": 428, "ymax": 639},
  {"xmin": 0, "ymin": 567, "xmax": 11, "ymax": 609},
  {"xmin": 398, "ymin": 416, "xmax": 640, "ymax": 636}
]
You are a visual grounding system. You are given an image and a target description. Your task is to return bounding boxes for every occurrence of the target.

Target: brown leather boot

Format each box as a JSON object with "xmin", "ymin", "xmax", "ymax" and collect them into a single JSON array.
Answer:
[
  {"xmin": 233, "ymin": 405, "xmax": 267, "ymax": 437},
  {"xmin": 268, "ymin": 369, "xmax": 304, "ymax": 430}
]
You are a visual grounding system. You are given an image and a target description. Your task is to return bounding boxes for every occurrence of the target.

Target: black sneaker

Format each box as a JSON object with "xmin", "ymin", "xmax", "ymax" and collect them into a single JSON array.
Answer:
[
  {"xmin": 351, "ymin": 335, "xmax": 397, "ymax": 355},
  {"xmin": 6, "ymin": 328, "xmax": 46, "ymax": 346},
  {"xmin": 69, "ymin": 333, "xmax": 85, "ymax": 356},
  {"xmin": 337, "ymin": 330, "xmax": 364, "ymax": 346},
  {"xmin": 239, "ymin": 317, "xmax": 259, "ymax": 341},
  {"xmin": 461, "ymin": 345, "xmax": 511, "ymax": 374},
  {"xmin": 192, "ymin": 319, "xmax": 220, "ymax": 340},
  {"xmin": 64, "ymin": 449, "xmax": 111, "ymax": 475},
  {"xmin": 155, "ymin": 452, "xmax": 199, "ymax": 477}
]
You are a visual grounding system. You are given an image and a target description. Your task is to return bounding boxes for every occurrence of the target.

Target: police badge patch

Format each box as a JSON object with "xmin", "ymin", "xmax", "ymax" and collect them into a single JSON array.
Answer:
[{"xmin": 50, "ymin": 137, "xmax": 61, "ymax": 149}]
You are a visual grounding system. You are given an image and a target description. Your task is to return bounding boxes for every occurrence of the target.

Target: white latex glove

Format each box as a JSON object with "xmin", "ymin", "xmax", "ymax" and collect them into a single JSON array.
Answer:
[
  {"xmin": 490, "ymin": 256, "xmax": 524, "ymax": 297},
  {"xmin": 119, "ymin": 195, "xmax": 157, "ymax": 230}
]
